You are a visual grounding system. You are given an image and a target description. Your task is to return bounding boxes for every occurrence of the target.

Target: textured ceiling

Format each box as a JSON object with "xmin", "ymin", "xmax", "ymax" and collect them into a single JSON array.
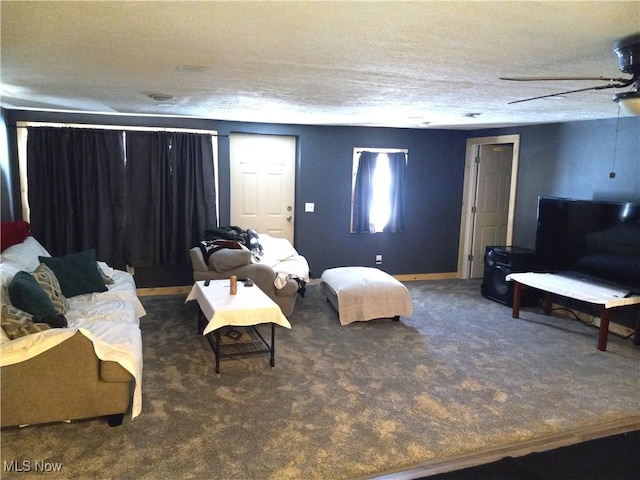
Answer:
[{"xmin": 1, "ymin": 1, "xmax": 639, "ymax": 129}]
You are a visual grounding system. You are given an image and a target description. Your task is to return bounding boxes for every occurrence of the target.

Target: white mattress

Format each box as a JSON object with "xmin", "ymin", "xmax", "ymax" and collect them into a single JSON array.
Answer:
[{"xmin": 320, "ymin": 267, "xmax": 413, "ymax": 325}]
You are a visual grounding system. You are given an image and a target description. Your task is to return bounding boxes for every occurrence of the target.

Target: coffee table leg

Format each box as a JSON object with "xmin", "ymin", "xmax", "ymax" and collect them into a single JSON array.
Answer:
[
  {"xmin": 512, "ymin": 282, "xmax": 522, "ymax": 318},
  {"xmin": 214, "ymin": 329, "xmax": 221, "ymax": 375},
  {"xmin": 270, "ymin": 323, "xmax": 275, "ymax": 367}
]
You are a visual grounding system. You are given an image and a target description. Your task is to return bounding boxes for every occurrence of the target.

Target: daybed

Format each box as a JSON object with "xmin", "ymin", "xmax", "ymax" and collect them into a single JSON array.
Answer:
[
  {"xmin": 190, "ymin": 232, "xmax": 309, "ymax": 317},
  {"xmin": 0, "ymin": 225, "xmax": 145, "ymax": 428}
]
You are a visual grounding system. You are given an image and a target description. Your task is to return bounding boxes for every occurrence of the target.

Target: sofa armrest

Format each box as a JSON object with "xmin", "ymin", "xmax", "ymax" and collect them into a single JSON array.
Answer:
[
  {"xmin": 100, "ymin": 360, "xmax": 134, "ymax": 383},
  {"xmin": 190, "ymin": 247, "xmax": 209, "ymax": 272}
]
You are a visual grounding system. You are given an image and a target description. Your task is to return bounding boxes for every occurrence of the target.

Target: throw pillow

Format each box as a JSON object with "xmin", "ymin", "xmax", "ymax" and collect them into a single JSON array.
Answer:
[
  {"xmin": 209, "ymin": 246, "xmax": 251, "ymax": 272},
  {"xmin": 0, "ymin": 326, "xmax": 11, "ymax": 344},
  {"xmin": 1, "ymin": 304, "xmax": 52, "ymax": 340},
  {"xmin": 31, "ymin": 263, "xmax": 69, "ymax": 314},
  {"xmin": 8, "ymin": 271, "xmax": 58, "ymax": 316},
  {"xmin": 39, "ymin": 249, "xmax": 107, "ymax": 298},
  {"xmin": 97, "ymin": 264, "xmax": 115, "ymax": 285}
]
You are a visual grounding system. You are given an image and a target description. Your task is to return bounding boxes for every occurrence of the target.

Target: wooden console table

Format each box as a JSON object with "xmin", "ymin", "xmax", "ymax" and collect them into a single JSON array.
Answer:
[{"xmin": 506, "ymin": 272, "xmax": 640, "ymax": 351}]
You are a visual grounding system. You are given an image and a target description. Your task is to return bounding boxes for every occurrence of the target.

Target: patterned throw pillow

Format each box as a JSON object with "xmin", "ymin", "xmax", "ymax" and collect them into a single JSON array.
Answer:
[
  {"xmin": 98, "ymin": 265, "xmax": 115, "ymax": 285},
  {"xmin": 0, "ymin": 304, "xmax": 51, "ymax": 340},
  {"xmin": 31, "ymin": 263, "xmax": 69, "ymax": 314}
]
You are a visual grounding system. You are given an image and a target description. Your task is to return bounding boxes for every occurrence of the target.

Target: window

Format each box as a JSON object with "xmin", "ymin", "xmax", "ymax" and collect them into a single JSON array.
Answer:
[{"xmin": 351, "ymin": 147, "xmax": 408, "ymax": 233}]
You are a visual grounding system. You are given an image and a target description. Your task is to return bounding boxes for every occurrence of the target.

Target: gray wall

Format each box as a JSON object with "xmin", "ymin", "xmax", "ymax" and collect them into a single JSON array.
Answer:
[{"xmin": 475, "ymin": 116, "xmax": 640, "ymax": 250}]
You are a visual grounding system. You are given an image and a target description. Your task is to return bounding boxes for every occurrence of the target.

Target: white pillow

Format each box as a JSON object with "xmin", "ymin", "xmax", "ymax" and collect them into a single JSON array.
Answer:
[
  {"xmin": 0, "ymin": 236, "xmax": 51, "ymax": 273},
  {"xmin": 0, "ymin": 237, "xmax": 51, "ymax": 305}
]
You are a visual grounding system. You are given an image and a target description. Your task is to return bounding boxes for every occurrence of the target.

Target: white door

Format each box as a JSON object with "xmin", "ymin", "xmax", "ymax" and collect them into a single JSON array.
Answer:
[
  {"xmin": 229, "ymin": 133, "xmax": 296, "ymax": 243},
  {"xmin": 469, "ymin": 144, "xmax": 514, "ymax": 278}
]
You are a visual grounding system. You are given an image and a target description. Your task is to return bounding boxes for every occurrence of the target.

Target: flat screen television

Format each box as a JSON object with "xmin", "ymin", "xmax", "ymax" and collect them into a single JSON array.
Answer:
[{"xmin": 535, "ymin": 196, "xmax": 640, "ymax": 294}]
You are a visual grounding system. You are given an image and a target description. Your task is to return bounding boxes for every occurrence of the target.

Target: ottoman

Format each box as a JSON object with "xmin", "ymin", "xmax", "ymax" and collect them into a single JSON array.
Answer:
[{"xmin": 320, "ymin": 266, "xmax": 413, "ymax": 325}]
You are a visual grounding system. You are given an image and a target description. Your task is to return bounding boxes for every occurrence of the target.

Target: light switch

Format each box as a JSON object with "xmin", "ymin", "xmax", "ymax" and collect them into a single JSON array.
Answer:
[{"xmin": 305, "ymin": 202, "xmax": 315, "ymax": 213}]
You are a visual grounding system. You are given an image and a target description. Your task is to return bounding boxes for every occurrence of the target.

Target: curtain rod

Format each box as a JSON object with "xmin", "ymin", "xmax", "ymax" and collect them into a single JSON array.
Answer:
[
  {"xmin": 11, "ymin": 124, "xmax": 227, "ymax": 136},
  {"xmin": 357, "ymin": 150, "xmax": 408, "ymax": 154}
]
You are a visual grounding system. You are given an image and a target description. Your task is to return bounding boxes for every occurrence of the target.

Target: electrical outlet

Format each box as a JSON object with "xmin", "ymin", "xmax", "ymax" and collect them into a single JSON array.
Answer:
[{"xmin": 375, "ymin": 254, "xmax": 382, "ymax": 265}]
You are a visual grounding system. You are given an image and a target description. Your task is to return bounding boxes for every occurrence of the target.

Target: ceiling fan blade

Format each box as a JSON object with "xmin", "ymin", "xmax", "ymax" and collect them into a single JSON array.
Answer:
[
  {"xmin": 500, "ymin": 75, "xmax": 631, "ymax": 82},
  {"xmin": 507, "ymin": 84, "xmax": 618, "ymax": 104}
]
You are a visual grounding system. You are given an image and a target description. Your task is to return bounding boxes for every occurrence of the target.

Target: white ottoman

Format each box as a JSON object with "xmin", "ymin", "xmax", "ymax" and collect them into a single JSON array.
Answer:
[{"xmin": 320, "ymin": 267, "xmax": 413, "ymax": 325}]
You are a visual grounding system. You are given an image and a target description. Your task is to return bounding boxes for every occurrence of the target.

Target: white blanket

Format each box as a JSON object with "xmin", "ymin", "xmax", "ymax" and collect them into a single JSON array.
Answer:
[
  {"xmin": 505, "ymin": 272, "xmax": 640, "ymax": 309},
  {"xmin": 257, "ymin": 234, "xmax": 310, "ymax": 285}
]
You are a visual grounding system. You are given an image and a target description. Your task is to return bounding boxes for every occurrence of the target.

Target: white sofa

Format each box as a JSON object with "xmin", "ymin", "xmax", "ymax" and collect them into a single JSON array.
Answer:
[{"xmin": 0, "ymin": 235, "xmax": 145, "ymax": 427}]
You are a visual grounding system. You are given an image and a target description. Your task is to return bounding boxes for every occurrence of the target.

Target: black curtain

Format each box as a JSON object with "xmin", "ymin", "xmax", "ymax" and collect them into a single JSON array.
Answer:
[
  {"xmin": 352, "ymin": 151, "xmax": 406, "ymax": 233},
  {"xmin": 26, "ymin": 127, "xmax": 127, "ymax": 267},
  {"xmin": 125, "ymin": 131, "xmax": 217, "ymax": 267},
  {"xmin": 352, "ymin": 151, "xmax": 376, "ymax": 233}
]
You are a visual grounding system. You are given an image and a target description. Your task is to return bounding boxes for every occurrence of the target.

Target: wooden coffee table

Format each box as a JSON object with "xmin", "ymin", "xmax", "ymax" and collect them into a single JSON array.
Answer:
[
  {"xmin": 507, "ymin": 272, "xmax": 640, "ymax": 351},
  {"xmin": 186, "ymin": 280, "xmax": 291, "ymax": 374}
]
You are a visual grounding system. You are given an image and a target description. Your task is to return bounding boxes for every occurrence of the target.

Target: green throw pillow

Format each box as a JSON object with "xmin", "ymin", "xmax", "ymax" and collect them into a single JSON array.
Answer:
[
  {"xmin": 1, "ymin": 304, "xmax": 52, "ymax": 340},
  {"xmin": 39, "ymin": 249, "xmax": 107, "ymax": 298},
  {"xmin": 8, "ymin": 271, "xmax": 58, "ymax": 317},
  {"xmin": 32, "ymin": 263, "xmax": 69, "ymax": 314}
]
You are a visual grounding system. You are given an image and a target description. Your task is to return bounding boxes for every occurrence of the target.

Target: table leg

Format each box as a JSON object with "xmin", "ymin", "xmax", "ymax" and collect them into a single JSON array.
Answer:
[
  {"xmin": 512, "ymin": 282, "xmax": 522, "ymax": 318},
  {"xmin": 543, "ymin": 293, "xmax": 553, "ymax": 315},
  {"xmin": 597, "ymin": 309, "xmax": 610, "ymax": 352},
  {"xmin": 270, "ymin": 323, "xmax": 275, "ymax": 367},
  {"xmin": 214, "ymin": 330, "xmax": 221, "ymax": 374}
]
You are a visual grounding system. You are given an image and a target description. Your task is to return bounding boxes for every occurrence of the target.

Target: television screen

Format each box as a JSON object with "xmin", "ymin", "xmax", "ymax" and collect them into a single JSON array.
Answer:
[{"xmin": 535, "ymin": 196, "xmax": 640, "ymax": 293}]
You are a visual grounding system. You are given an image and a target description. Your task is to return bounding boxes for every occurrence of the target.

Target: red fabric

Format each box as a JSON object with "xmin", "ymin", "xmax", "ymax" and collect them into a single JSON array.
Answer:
[{"xmin": 1, "ymin": 221, "xmax": 32, "ymax": 252}]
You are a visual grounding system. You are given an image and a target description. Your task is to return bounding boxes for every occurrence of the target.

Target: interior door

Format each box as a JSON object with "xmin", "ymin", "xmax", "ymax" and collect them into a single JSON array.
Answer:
[
  {"xmin": 229, "ymin": 133, "xmax": 296, "ymax": 243},
  {"xmin": 470, "ymin": 144, "xmax": 513, "ymax": 278}
]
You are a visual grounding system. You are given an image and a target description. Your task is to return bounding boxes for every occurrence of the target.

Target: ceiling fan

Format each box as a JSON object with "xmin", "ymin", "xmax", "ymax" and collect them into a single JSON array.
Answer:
[{"xmin": 501, "ymin": 33, "xmax": 640, "ymax": 114}]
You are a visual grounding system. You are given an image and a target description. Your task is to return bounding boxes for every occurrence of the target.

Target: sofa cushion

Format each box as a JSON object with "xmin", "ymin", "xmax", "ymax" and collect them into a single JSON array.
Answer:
[
  {"xmin": 40, "ymin": 249, "xmax": 107, "ymax": 298},
  {"xmin": 31, "ymin": 263, "xmax": 69, "ymax": 314},
  {"xmin": 1, "ymin": 304, "xmax": 52, "ymax": 339},
  {"xmin": 8, "ymin": 271, "xmax": 58, "ymax": 317},
  {"xmin": 209, "ymin": 247, "xmax": 252, "ymax": 272}
]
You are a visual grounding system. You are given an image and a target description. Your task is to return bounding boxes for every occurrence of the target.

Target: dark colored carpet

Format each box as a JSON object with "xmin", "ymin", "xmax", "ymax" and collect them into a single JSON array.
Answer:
[
  {"xmin": 2, "ymin": 280, "xmax": 638, "ymax": 479},
  {"xmin": 427, "ymin": 430, "xmax": 640, "ymax": 480}
]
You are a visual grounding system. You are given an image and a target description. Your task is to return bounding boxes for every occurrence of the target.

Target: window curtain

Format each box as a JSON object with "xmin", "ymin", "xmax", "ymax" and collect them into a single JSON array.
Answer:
[
  {"xmin": 352, "ymin": 151, "xmax": 406, "ymax": 233},
  {"xmin": 352, "ymin": 151, "xmax": 376, "ymax": 233},
  {"xmin": 384, "ymin": 152, "xmax": 407, "ymax": 233},
  {"xmin": 26, "ymin": 127, "xmax": 127, "ymax": 268},
  {"xmin": 125, "ymin": 131, "xmax": 217, "ymax": 267}
]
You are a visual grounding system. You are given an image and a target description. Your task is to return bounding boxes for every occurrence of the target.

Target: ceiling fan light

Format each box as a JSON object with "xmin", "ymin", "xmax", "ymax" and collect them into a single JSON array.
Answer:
[{"xmin": 613, "ymin": 91, "xmax": 640, "ymax": 115}]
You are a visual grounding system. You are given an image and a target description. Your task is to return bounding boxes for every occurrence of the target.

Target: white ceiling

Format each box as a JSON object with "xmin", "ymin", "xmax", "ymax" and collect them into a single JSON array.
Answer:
[{"xmin": 1, "ymin": 1, "xmax": 639, "ymax": 129}]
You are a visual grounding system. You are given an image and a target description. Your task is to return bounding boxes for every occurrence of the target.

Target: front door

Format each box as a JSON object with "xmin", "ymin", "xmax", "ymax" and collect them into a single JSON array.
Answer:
[
  {"xmin": 229, "ymin": 133, "xmax": 296, "ymax": 243},
  {"xmin": 470, "ymin": 144, "xmax": 514, "ymax": 278}
]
